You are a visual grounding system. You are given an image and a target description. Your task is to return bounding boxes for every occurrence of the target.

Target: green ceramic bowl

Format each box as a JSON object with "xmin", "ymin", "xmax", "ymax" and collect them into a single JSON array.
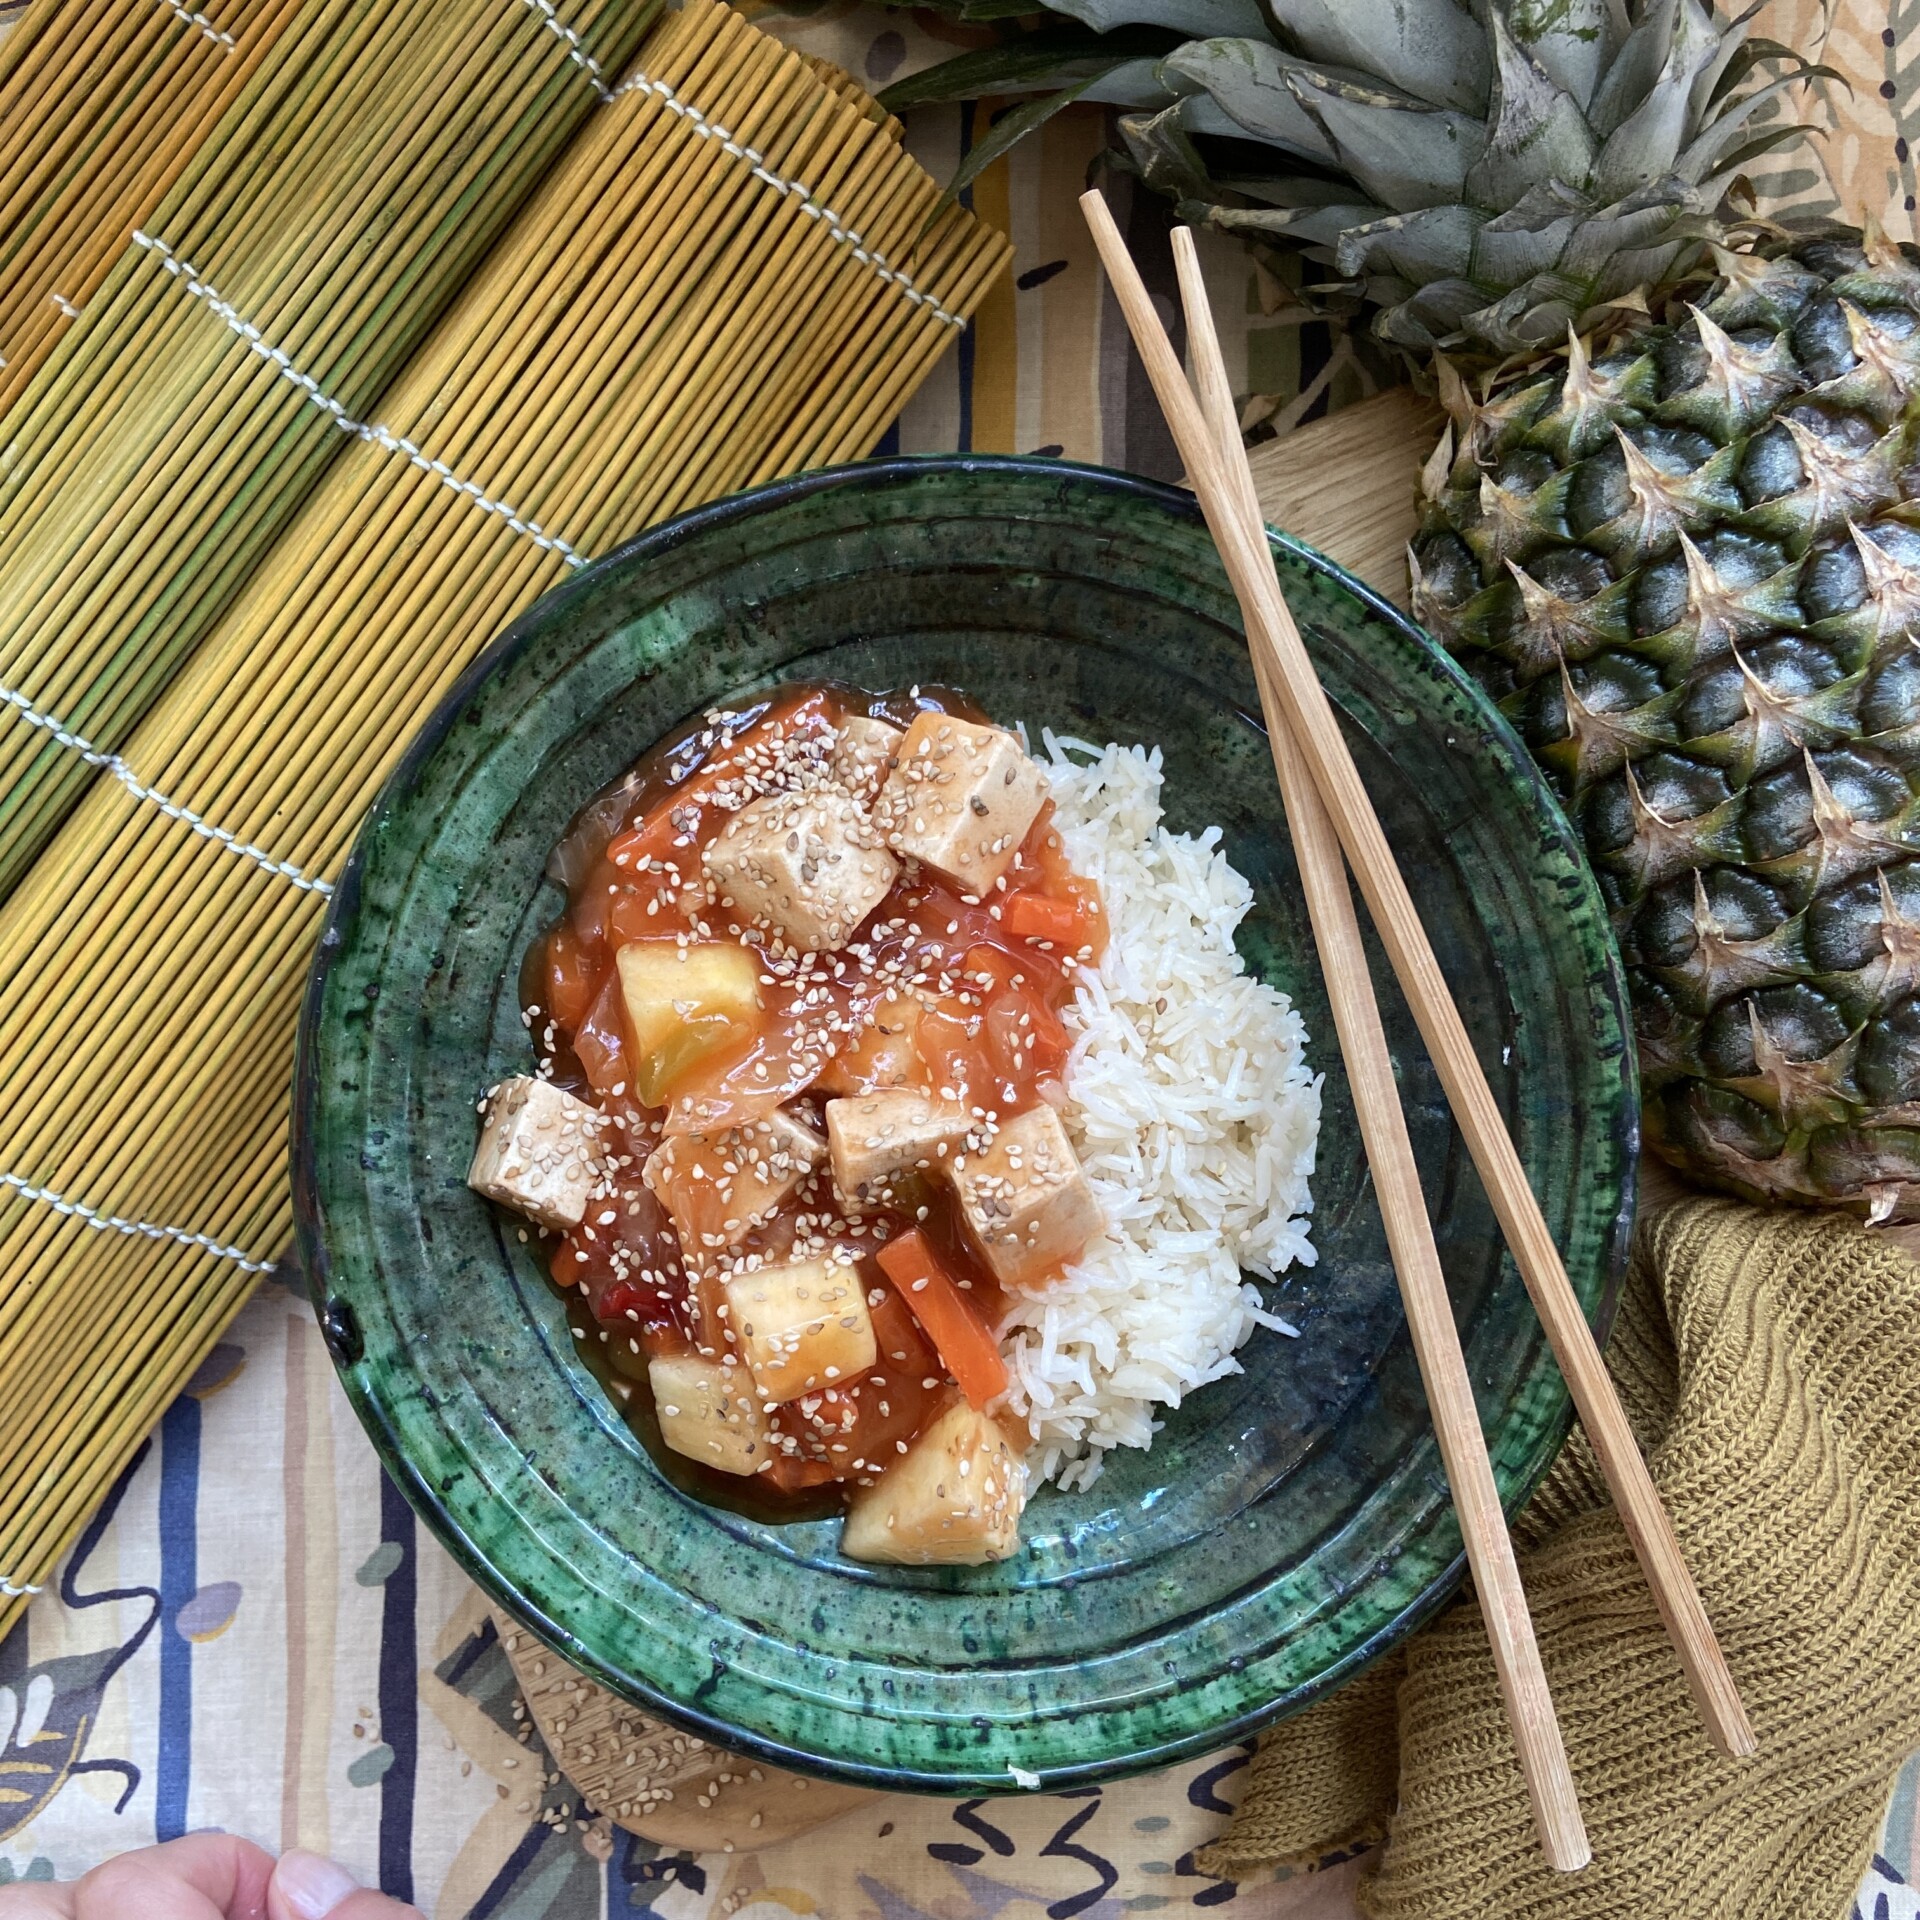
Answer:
[{"xmin": 294, "ymin": 456, "xmax": 1635, "ymax": 1794}]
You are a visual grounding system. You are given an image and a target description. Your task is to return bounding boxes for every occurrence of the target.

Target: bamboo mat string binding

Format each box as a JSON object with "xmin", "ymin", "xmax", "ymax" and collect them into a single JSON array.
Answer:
[
  {"xmin": 0, "ymin": 0, "xmax": 1008, "ymax": 1628},
  {"xmin": 0, "ymin": 679, "xmax": 340, "ymax": 895},
  {"xmin": 0, "ymin": 34, "xmax": 977, "ymax": 849},
  {"xmin": 155, "ymin": 1, "xmax": 236, "ymax": 50},
  {"xmin": 126, "ymin": 232, "xmax": 597, "ymax": 569},
  {"xmin": 0, "ymin": 0, "xmax": 976, "ymax": 881},
  {"xmin": 0, "ymin": 0, "xmax": 669, "ymax": 902},
  {"xmin": 0, "ymin": 0, "xmax": 303, "ymax": 410}
]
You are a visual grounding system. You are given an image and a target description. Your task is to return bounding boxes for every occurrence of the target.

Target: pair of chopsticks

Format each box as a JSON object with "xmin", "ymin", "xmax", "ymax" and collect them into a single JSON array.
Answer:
[{"xmin": 1081, "ymin": 192, "xmax": 1755, "ymax": 1872}]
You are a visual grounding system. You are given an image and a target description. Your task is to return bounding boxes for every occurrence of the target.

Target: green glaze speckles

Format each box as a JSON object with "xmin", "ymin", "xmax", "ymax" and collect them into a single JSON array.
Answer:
[{"xmin": 293, "ymin": 456, "xmax": 1635, "ymax": 1794}]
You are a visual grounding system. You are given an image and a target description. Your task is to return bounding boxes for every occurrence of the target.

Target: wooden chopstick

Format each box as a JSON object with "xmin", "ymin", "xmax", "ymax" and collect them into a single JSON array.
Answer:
[
  {"xmin": 1159, "ymin": 214, "xmax": 1754, "ymax": 1771},
  {"xmin": 1173, "ymin": 238, "xmax": 1594, "ymax": 1872},
  {"xmin": 1088, "ymin": 191, "xmax": 1754, "ymax": 1772},
  {"xmin": 1079, "ymin": 197, "xmax": 1587, "ymax": 1870}
]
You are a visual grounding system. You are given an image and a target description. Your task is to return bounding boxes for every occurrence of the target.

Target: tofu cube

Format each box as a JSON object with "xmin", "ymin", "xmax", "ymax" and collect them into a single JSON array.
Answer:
[
  {"xmin": 643, "ymin": 1105, "xmax": 827, "ymax": 1255},
  {"xmin": 467, "ymin": 1075, "xmax": 607, "ymax": 1232},
  {"xmin": 704, "ymin": 789, "xmax": 898, "ymax": 952},
  {"xmin": 825, "ymin": 1089, "xmax": 972, "ymax": 1205},
  {"xmin": 953, "ymin": 1103, "xmax": 1101, "ymax": 1286},
  {"xmin": 876, "ymin": 714, "xmax": 1048, "ymax": 890},
  {"xmin": 724, "ymin": 1256, "xmax": 877, "ymax": 1404},
  {"xmin": 831, "ymin": 714, "xmax": 905, "ymax": 798},
  {"xmin": 615, "ymin": 939, "xmax": 762, "ymax": 1106},
  {"xmin": 839, "ymin": 1399, "xmax": 1028, "ymax": 1564},
  {"xmin": 649, "ymin": 1352, "xmax": 771, "ymax": 1476}
]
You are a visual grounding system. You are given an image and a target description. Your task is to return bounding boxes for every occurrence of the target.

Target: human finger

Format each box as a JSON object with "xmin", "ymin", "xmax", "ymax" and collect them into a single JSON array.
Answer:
[
  {"xmin": 266, "ymin": 1852, "xmax": 421, "ymax": 1920},
  {"xmin": 71, "ymin": 1834, "xmax": 276, "ymax": 1920}
]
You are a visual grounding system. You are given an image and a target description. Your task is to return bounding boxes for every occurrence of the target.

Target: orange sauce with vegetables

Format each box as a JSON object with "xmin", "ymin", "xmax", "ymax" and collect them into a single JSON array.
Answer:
[{"xmin": 521, "ymin": 684, "xmax": 1106, "ymax": 1516}]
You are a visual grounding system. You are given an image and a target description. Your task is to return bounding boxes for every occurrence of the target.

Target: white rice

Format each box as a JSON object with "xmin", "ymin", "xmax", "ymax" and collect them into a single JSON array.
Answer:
[{"xmin": 998, "ymin": 735, "xmax": 1321, "ymax": 1491}]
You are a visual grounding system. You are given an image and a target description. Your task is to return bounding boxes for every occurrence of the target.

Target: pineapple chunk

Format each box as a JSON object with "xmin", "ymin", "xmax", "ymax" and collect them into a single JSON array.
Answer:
[
  {"xmin": 839, "ymin": 1399, "xmax": 1028, "ymax": 1565},
  {"xmin": 615, "ymin": 939, "xmax": 762, "ymax": 1105},
  {"xmin": 724, "ymin": 1256, "xmax": 876, "ymax": 1404},
  {"xmin": 466, "ymin": 1075, "xmax": 608, "ymax": 1232},
  {"xmin": 643, "ymin": 1106, "xmax": 827, "ymax": 1257},
  {"xmin": 648, "ymin": 1352, "xmax": 771, "ymax": 1476}
]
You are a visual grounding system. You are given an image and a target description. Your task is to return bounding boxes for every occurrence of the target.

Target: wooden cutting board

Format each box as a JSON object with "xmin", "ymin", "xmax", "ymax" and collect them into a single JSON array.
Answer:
[{"xmin": 1247, "ymin": 385, "xmax": 1438, "ymax": 606}]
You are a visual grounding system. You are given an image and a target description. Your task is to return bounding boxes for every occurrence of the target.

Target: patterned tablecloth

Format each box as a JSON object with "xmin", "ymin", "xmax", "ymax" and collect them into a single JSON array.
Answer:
[{"xmin": 5, "ymin": 2, "xmax": 1920, "ymax": 1915}]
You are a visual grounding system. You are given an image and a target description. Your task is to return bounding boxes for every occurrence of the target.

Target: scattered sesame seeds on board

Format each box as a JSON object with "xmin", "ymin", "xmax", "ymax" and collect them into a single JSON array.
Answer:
[{"xmin": 496, "ymin": 1610, "xmax": 875, "ymax": 1850}]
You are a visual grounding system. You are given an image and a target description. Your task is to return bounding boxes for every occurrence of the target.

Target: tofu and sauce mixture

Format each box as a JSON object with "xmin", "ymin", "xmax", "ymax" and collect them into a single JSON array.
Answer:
[{"xmin": 468, "ymin": 686, "xmax": 1112, "ymax": 1564}]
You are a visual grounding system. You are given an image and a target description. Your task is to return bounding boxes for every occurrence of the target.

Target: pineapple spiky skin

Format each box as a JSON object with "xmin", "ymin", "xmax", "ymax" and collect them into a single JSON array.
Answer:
[{"xmin": 1412, "ymin": 225, "xmax": 1920, "ymax": 1218}]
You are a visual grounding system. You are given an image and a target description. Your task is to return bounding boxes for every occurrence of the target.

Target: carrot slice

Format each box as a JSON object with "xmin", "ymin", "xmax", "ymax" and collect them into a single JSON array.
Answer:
[
  {"xmin": 1002, "ymin": 891, "xmax": 1085, "ymax": 946},
  {"xmin": 876, "ymin": 1229, "xmax": 1009, "ymax": 1410}
]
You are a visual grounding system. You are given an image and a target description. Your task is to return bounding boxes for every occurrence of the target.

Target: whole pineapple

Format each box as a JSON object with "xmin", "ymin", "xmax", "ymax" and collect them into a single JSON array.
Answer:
[
  {"xmin": 894, "ymin": 1, "xmax": 1920, "ymax": 1218},
  {"xmin": 1412, "ymin": 232, "xmax": 1920, "ymax": 1220}
]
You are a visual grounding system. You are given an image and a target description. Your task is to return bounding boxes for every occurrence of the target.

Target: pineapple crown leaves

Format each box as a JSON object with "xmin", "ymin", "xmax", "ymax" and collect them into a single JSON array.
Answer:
[{"xmin": 882, "ymin": 0, "xmax": 1840, "ymax": 363}]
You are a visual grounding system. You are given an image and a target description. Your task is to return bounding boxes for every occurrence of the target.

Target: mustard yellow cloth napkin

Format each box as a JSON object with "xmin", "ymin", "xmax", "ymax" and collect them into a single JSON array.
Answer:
[{"xmin": 1200, "ymin": 1198, "xmax": 1920, "ymax": 1917}]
